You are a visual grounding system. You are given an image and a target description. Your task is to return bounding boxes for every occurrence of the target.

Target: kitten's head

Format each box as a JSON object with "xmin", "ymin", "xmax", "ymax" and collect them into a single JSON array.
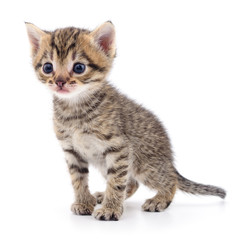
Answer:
[{"xmin": 25, "ymin": 22, "xmax": 115, "ymax": 99}]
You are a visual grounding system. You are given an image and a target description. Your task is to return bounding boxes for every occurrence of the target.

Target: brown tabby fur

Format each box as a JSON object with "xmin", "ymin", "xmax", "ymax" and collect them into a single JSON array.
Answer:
[{"xmin": 26, "ymin": 21, "xmax": 226, "ymax": 221}]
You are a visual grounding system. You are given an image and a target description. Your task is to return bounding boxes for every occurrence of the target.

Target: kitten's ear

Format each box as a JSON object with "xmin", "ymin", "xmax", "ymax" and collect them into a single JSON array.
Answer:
[
  {"xmin": 25, "ymin": 22, "xmax": 46, "ymax": 55},
  {"xmin": 91, "ymin": 21, "xmax": 116, "ymax": 57}
]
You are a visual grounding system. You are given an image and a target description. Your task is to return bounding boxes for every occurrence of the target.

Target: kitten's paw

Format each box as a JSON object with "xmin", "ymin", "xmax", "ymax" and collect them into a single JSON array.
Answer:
[
  {"xmin": 71, "ymin": 202, "xmax": 95, "ymax": 215},
  {"xmin": 93, "ymin": 207, "xmax": 123, "ymax": 221},
  {"xmin": 142, "ymin": 198, "xmax": 171, "ymax": 212},
  {"xmin": 93, "ymin": 192, "xmax": 105, "ymax": 204},
  {"xmin": 71, "ymin": 195, "xmax": 96, "ymax": 215}
]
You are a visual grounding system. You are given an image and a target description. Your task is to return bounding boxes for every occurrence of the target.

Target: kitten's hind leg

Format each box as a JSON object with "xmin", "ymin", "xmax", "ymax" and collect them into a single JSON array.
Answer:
[
  {"xmin": 142, "ymin": 188, "xmax": 175, "ymax": 212},
  {"xmin": 141, "ymin": 171, "xmax": 177, "ymax": 212}
]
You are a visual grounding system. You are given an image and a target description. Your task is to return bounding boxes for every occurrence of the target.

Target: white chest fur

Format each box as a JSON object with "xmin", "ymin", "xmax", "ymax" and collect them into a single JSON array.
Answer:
[{"xmin": 72, "ymin": 131, "xmax": 108, "ymax": 177}]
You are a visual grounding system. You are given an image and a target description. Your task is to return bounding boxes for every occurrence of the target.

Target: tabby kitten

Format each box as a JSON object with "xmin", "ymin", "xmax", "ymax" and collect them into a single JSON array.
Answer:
[{"xmin": 25, "ymin": 21, "xmax": 226, "ymax": 221}]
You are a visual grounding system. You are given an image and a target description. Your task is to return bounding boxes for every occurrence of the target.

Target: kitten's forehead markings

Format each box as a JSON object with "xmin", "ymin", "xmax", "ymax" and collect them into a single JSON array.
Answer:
[
  {"xmin": 50, "ymin": 28, "xmax": 83, "ymax": 61},
  {"xmin": 50, "ymin": 50, "xmax": 54, "ymax": 61},
  {"xmin": 51, "ymin": 32, "xmax": 60, "ymax": 57},
  {"xmin": 72, "ymin": 51, "xmax": 76, "ymax": 61}
]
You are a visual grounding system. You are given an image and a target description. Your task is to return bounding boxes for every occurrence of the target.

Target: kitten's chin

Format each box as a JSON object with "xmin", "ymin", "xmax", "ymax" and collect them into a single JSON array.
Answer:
[{"xmin": 53, "ymin": 90, "xmax": 75, "ymax": 99}]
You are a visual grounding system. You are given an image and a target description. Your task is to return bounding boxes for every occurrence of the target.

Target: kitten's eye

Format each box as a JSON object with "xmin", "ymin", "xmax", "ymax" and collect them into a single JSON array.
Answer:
[
  {"xmin": 73, "ymin": 63, "xmax": 85, "ymax": 74},
  {"xmin": 43, "ymin": 63, "xmax": 53, "ymax": 74}
]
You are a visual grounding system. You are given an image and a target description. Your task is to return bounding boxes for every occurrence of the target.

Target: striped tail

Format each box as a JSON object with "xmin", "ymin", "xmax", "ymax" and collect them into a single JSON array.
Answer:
[{"xmin": 176, "ymin": 171, "xmax": 226, "ymax": 199}]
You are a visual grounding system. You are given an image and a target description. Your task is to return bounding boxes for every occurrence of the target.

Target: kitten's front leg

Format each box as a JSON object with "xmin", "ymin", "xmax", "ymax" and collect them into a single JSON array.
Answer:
[
  {"xmin": 64, "ymin": 149, "xmax": 96, "ymax": 215},
  {"xmin": 93, "ymin": 147, "xmax": 129, "ymax": 221}
]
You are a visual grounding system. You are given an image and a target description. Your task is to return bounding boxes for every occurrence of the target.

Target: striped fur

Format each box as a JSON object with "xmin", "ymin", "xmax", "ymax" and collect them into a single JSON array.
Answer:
[{"xmin": 26, "ymin": 22, "xmax": 226, "ymax": 221}]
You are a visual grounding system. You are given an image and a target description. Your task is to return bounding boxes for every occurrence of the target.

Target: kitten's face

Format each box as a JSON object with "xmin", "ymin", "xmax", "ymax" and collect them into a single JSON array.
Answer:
[{"xmin": 26, "ymin": 22, "xmax": 115, "ymax": 99}]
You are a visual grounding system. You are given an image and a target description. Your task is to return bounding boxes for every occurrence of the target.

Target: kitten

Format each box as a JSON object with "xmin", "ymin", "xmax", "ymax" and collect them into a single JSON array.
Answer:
[{"xmin": 25, "ymin": 21, "xmax": 226, "ymax": 221}]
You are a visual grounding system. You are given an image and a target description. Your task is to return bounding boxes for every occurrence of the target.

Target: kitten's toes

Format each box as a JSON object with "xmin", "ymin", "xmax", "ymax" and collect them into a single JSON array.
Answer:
[
  {"xmin": 142, "ymin": 198, "xmax": 171, "ymax": 212},
  {"xmin": 71, "ymin": 202, "xmax": 95, "ymax": 215},
  {"xmin": 93, "ymin": 207, "xmax": 123, "ymax": 221},
  {"xmin": 93, "ymin": 192, "xmax": 105, "ymax": 204}
]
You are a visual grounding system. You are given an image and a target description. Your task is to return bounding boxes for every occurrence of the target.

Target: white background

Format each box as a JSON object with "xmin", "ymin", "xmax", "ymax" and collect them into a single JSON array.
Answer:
[{"xmin": 0, "ymin": 0, "xmax": 238, "ymax": 239}]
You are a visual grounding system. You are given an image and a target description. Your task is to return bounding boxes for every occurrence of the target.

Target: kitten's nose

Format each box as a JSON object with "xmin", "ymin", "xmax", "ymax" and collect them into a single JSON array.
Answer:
[{"xmin": 55, "ymin": 79, "xmax": 66, "ymax": 88}]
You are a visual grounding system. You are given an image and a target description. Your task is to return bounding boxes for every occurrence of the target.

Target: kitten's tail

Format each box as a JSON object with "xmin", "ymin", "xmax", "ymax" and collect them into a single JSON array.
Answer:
[{"xmin": 176, "ymin": 171, "xmax": 226, "ymax": 199}]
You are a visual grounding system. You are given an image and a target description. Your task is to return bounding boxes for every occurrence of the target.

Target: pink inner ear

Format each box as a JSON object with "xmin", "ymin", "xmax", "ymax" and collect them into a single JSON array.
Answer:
[
  {"xmin": 27, "ymin": 29, "xmax": 41, "ymax": 52},
  {"xmin": 30, "ymin": 35, "xmax": 40, "ymax": 50},
  {"xmin": 98, "ymin": 33, "xmax": 113, "ymax": 53}
]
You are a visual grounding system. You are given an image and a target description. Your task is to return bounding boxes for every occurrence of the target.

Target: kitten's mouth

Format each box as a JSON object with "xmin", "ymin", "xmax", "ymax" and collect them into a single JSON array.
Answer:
[
  {"xmin": 56, "ymin": 87, "xmax": 70, "ymax": 94},
  {"xmin": 48, "ymin": 83, "xmax": 78, "ymax": 96}
]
